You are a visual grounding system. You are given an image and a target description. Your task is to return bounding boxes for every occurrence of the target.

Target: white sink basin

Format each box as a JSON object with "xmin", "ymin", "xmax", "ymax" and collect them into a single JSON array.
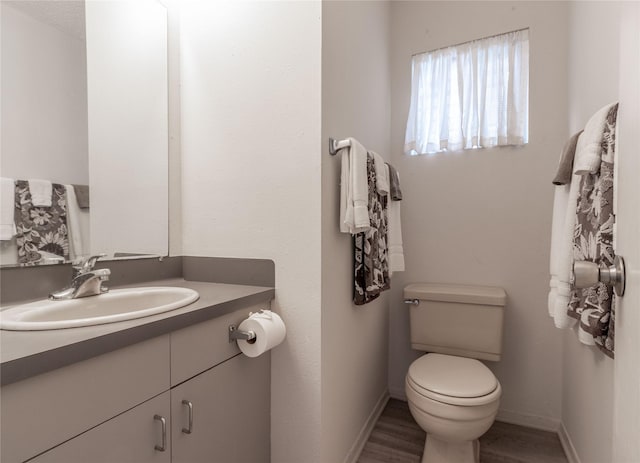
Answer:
[{"xmin": 0, "ymin": 287, "xmax": 200, "ymax": 331}]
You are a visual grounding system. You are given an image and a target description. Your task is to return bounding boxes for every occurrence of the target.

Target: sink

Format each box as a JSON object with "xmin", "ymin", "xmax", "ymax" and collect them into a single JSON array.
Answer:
[{"xmin": 0, "ymin": 287, "xmax": 200, "ymax": 331}]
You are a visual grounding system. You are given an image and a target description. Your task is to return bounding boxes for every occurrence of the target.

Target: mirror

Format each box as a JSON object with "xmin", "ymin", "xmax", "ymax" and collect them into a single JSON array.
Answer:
[{"xmin": 0, "ymin": 0, "xmax": 168, "ymax": 267}]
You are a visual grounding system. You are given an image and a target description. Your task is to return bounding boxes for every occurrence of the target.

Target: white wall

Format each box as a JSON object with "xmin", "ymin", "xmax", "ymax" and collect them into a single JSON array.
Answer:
[
  {"xmin": 321, "ymin": 2, "xmax": 390, "ymax": 462},
  {"xmin": 389, "ymin": 1, "xmax": 569, "ymax": 429},
  {"xmin": 179, "ymin": 2, "xmax": 322, "ymax": 462},
  {"xmin": 167, "ymin": 2, "xmax": 183, "ymax": 257},
  {"xmin": 561, "ymin": 3, "xmax": 626, "ymax": 462},
  {"xmin": 1, "ymin": 3, "xmax": 88, "ymax": 184}
]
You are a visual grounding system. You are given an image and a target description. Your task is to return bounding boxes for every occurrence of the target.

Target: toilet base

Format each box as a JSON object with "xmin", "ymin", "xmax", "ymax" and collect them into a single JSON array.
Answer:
[{"xmin": 421, "ymin": 435, "xmax": 479, "ymax": 463}]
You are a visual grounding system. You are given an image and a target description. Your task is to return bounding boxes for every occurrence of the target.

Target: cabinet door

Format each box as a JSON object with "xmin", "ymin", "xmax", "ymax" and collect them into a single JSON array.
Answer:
[
  {"xmin": 31, "ymin": 392, "xmax": 171, "ymax": 463},
  {"xmin": 171, "ymin": 353, "xmax": 270, "ymax": 463}
]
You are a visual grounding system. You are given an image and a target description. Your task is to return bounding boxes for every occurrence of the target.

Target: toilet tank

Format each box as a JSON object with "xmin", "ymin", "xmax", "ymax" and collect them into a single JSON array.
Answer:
[{"xmin": 404, "ymin": 283, "xmax": 507, "ymax": 362}]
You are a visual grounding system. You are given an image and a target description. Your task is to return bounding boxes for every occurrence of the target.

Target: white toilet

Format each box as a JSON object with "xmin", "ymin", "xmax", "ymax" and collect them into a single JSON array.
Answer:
[{"xmin": 404, "ymin": 283, "xmax": 507, "ymax": 463}]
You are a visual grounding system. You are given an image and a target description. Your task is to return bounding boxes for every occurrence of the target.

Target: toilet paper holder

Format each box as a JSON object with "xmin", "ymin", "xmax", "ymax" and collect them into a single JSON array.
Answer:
[{"xmin": 228, "ymin": 324, "xmax": 256, "ymax": 343}]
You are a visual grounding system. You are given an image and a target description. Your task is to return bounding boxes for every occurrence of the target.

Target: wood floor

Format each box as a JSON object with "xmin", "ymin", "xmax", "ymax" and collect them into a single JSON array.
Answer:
[{"xmin": 357, "ymin": 399, "xmax": 568, "ymax": 463}]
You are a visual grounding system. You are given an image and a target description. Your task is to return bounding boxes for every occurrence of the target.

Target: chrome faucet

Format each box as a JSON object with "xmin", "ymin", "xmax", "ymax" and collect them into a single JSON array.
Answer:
[{"xmin": 49, "ymin": 254, "xmax": 111, "ymax": 300}]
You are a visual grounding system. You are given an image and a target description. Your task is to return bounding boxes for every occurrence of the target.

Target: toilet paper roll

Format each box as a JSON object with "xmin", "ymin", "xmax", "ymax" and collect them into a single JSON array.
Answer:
[{"xmin": 236, "ymin": 310, "xmax": 286, "ymax": 358}]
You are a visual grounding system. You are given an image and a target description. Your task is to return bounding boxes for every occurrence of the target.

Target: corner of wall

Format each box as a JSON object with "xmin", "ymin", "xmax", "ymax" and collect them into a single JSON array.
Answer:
[
  {"xmin": 167, "ymin": 2, "xmax": 182, "ymax": 257},
  {"xmin": 558, "ymin": 421, "xmax": 582, "ymax": 463}
]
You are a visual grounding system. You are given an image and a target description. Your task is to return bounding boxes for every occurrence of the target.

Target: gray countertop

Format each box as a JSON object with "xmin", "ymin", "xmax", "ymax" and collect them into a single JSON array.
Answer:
[{"xmin": 0, "ymin": 278, "xmax": 275, "ymax": 386}]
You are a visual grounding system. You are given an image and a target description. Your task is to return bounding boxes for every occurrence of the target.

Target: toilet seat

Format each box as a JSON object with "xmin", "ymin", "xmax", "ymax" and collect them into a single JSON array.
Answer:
[{"xmin": 407, "ymin": 354, "xmax": 501, "ymax": 407}]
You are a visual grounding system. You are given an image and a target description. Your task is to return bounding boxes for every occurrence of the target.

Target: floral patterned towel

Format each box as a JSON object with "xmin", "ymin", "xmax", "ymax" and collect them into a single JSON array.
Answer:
[
  {"xmin": 568, "ymin": 103, "xmax": 618, "ymax": 357},
  {"xmin": 354, "ymin": 153, "xmax": 390, "ymax": 305},
  {"xmin": 14, "ymin": 180, "xmax": 69, "ymax": 264}
]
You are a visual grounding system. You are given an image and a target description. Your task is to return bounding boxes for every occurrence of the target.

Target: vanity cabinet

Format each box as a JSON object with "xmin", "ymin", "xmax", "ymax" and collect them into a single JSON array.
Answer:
[{"xmin": 1, "ymin": 303, "xmax": 271, "ymax": 463}]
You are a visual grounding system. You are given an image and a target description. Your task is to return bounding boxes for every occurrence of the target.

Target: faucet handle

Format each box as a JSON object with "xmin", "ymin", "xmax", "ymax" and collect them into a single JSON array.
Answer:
[
  {"xmin": 95, "ymin": 268, "xmax": 111, "ymax": 294},
  {"xmin": 73, "ymin": 253, "xmax": 107, "ymax": 276}
]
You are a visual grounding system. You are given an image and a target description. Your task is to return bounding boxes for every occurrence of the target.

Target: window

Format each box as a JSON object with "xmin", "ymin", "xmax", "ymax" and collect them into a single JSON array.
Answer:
[{"xmin": 404, "ymin": 29, "xmax": 529, "ymax": 155}]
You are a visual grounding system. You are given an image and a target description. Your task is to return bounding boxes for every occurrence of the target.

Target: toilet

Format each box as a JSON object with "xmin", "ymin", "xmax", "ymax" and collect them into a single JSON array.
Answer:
[{"xmin": 404, "ymin": 283, "xmax": 507, "ymax": 463}]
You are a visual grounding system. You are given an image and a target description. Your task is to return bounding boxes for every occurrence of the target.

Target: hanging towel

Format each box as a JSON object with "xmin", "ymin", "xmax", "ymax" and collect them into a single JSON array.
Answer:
[
  {"xmin": 552, "ymin": 130, "xmax": 582, "ymax": 185},
  {"xmin": 388, "ymin": 200, "xmax": 405, "ymax": 275},
  {"xmin": 27, "ymin": 179, "xmax": 53, "ymax": 207},
  {"xmin": 1, "ymin": 178, "xmax": 16, "ymax": 241},
  {"xmin": 577, "ymin": 313, "xmax": 597, "ymax": 346},
  {"xmin": 548, "ymin": 183, "xmax": 574, "ymax": 328},
  {"xmin": 72, "ymin": 184, "xmax": 90, "ymax": 209},
  {"xmin": 340, "ymin": 138, "xmax": 370, "ymax": 233},
  {"xmin": 370, "ymin": 151, "xmax": 389, "ymax": 196},
  {"xmin": 387, "ymin": 163, "xmax": 403, "ymax": 200},
  {"xmin": 567, "ymin": 103, "xmax": 618, "ymax": 357},
  {"xmin": 65, "ymin": 185, "xmax": 89, "ymax": 259},
  {"xmin": 354, "ymin": 153, "xmax": 390, "ymax": 305},
  {"xmin": 14, "ymin": 181, "xmax": 69, "ymax": 263},
  {"xmin": 573, "ymin": 103, "xmax": 618, "ymax": 175},
  {"xmin": 550, "ymin": 133, "xmax": 587, "ymax": 330},
  {"xmin": 387, "ymin": 165, "xmax": 404, "ymax": 274},
  {"xmin": 548, "ymin": 132, "xmax": 579, "ymax": 327}
]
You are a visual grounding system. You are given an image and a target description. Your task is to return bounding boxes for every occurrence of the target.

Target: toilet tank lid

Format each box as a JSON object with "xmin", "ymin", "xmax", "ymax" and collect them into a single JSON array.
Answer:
[{"xmin": 404, "ymin": 283, "xmax": 507, "ymax": 306}]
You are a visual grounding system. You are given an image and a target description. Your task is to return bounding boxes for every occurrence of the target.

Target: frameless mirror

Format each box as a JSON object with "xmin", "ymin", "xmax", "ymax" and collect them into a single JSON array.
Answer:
[{"xmin": 0, "ymin": 0, "xmax": 168, "ymax": 267}]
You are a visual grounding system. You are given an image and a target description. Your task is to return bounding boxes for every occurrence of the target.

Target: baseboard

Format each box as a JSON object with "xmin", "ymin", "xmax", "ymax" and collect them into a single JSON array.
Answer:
[
  {"xmin": 343, "ymin": 390, "xmax": 390, "ymax": 463},
  {"xmin": 495, "ymin": 409, "xmax": 560, "ymax": 432},
  {"xmin": 558, "ymin": 421, "xmax": 581, "ymax": 463},
  {"xmin": 388, "ymin": 385, "xmax": 406, "ymax": 401}
]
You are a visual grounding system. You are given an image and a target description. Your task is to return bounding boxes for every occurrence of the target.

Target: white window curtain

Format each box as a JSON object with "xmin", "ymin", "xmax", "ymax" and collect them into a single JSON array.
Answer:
[{"xmin": 404, "ymin": 29, "xmax": 529, "ymax": 155}]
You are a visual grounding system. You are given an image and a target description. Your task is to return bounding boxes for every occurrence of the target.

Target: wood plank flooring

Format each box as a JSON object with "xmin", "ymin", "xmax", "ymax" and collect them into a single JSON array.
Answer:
[{"xmin": 357, "ymin": 399, "xmax": 568, "ymax": 463}]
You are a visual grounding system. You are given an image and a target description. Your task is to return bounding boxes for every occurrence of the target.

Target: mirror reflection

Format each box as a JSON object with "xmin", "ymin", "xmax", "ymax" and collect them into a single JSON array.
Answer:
[{"xmin": 0, "ymin": 0, "xmax": 169, "ymax": 267}]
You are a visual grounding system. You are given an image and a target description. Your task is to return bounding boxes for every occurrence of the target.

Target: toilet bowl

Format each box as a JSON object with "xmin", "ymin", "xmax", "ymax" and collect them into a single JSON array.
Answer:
[{"xmin": 405, "ymin": 353, "xmax": 501, "ymax": 463}]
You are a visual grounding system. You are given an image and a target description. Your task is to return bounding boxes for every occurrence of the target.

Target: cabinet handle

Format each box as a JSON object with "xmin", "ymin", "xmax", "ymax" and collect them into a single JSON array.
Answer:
[
  {"xmin": 182, "ymin": 400, "xmax": 194, "ymax": 434},
  {"xmin": 154, "ymin": 414, "xmax": 167, "ymax": 452}
]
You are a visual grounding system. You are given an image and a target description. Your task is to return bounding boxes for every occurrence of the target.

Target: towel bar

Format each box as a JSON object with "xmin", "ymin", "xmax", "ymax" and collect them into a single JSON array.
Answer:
[{"xmin": 329, "ymin": 137, "xmax": 351, "ymax": 155}]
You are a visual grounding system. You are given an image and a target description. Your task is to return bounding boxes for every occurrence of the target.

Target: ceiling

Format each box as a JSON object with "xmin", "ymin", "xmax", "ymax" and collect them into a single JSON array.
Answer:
[{"xmin": 4, "ymin": 0, "xmax": 86, "ymax": 40}]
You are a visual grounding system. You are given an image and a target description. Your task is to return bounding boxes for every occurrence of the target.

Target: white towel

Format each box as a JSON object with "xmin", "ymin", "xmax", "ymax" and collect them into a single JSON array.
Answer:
[
  {"xmin": 548, "ymin": 182, "xmax": 574, "ymax": 328},
  {"xmin": 371, "ymin": 151, "xmax": 390, "ymax": 196},
  {"xmin": 65, "ymin": 185, "xmax": 89, "ymax": 259},
  {"xmin": 340, "ymin": 150, "xmax": 350, "ymax": 232},
  {"xmin": 578, "ymin": 310, "xmax": 597, "ymax": 346},
  {"xmin": 573, "ymin": 102, "xmax": 618, "ymax": 175},
  {"xmin": 0, "ymin": 177, "xmax": 16, "ymax": 241},
  {"xmin": 388, "ymin": 198, "xmax": 405, "ymax": 275},
  {"xmin": 340, "ymin": 138, "xmax": 370, "ymax": 234},
  {"xmin": 28, "ymin": 179, "xmax": 52, "ymax": 207}
]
